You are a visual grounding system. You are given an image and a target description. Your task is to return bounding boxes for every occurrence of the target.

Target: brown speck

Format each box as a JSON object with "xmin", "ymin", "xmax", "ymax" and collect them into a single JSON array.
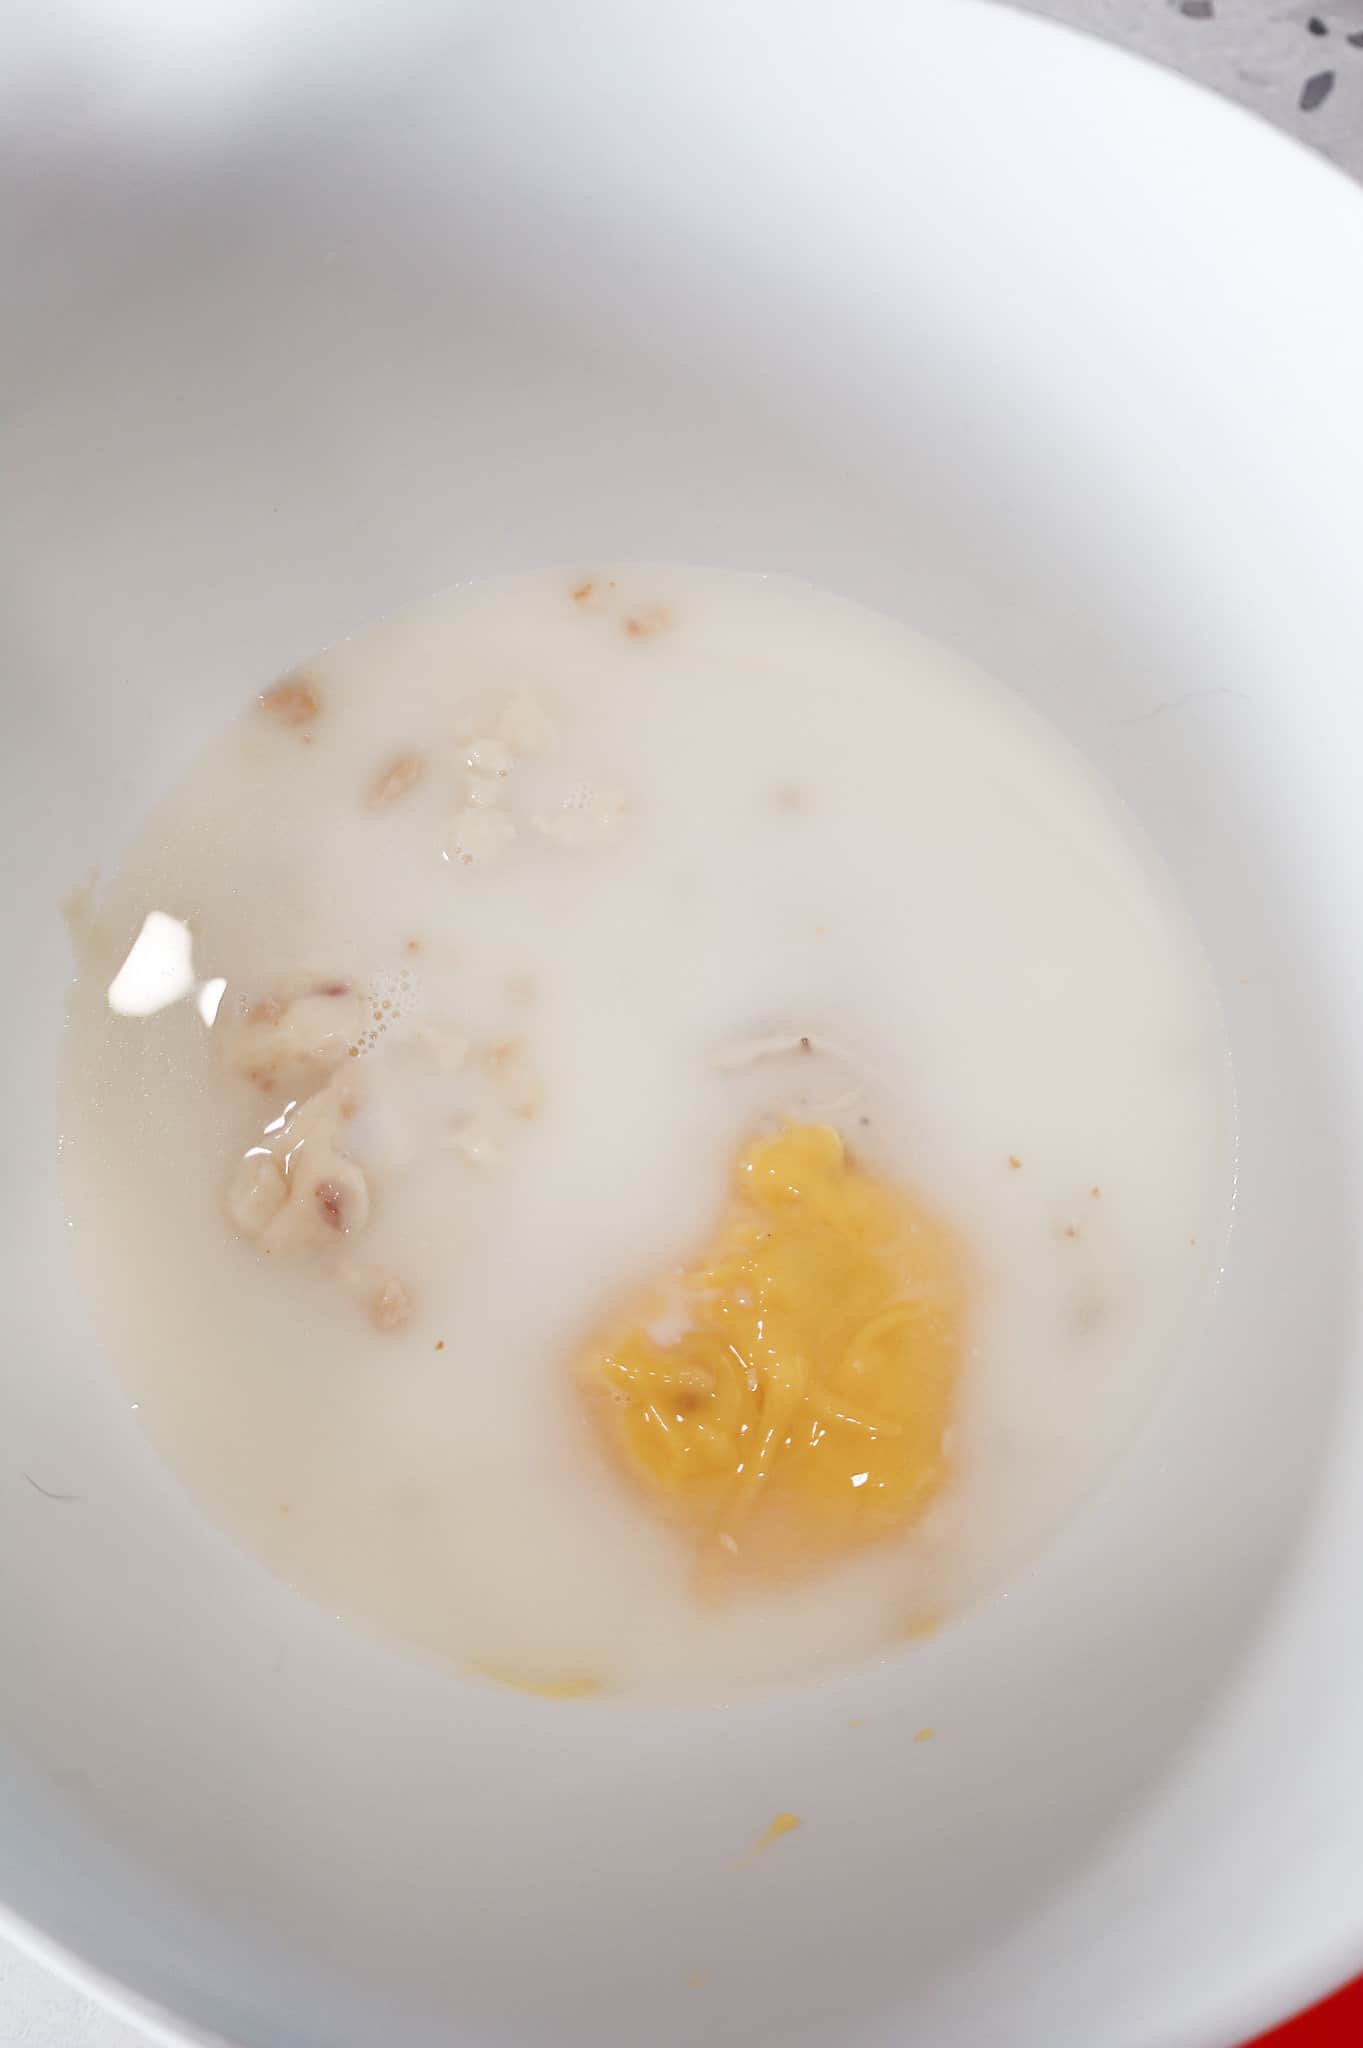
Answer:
[
  {"xmin": 775, "ymin": 784, "xmax": 808, "ymax": 813},
  {"xmin": 1008, "ymin": 1155, "xmax": 1022, "ymax": 1171},
  {"xmin": 623, "ymin": 603, "xmax": 670, "ymax": 639},
  {"xmin": 279, "ymin": 1503, "xmax": 292, "ymax": 1517},
  {"xmin": 315, "ymin": 979, "xmax": 351, "ymax": 998},
  {"xmin": 367, "ymin": 752, "xmax": 425, "ymax": 811},
  {"xmin": 904, "ymin": 1611, "xmax": 942, "ymax": 1642},
  {"xmin": 405, "ymin": 937, "xmax": 424, "ymax": 955},
  {"xmin": 571, "ymin": 580, "xmax": 595, "ymax": 604},
  {"xmin": 749, "ymin": 1813, "xmax": 801, "ymax": 1859},
  {"xmin": 260, "ymin": 674, "xmax": 320, "ymax": 727},
  {"xmin": 248, "ymin": 995, "xmax": 286, "ymax": 1026},
  {"xmin": 799, "ymin": 1035, "xmax": 812, "ymax": 1054},
  {"xmin": 315, "ymin": 1181, "xmax": 348, "ymax": 1231},
  {"xmin": 1090, "ymin": 1186, "xmax": 1102, "ymax": 1200},
  {"xmin": 847, "ymin": 1717, "xmax": 864, "ymax": 1729},
  {"xmin": 1189, "ymin": 1235, "xmax": 1198, "ymax": 1247},
  {"xmin": 913, "ymin": 1727, "xmax": 935, "ymax": 1744},
  {"xmin": 1062, "ymin": 1222, "xmax": 1080, "ymax": 1241},
  {"xmin": 685, "ymin": 1971, "xmax": 707, "ymax": 1992},
  {"xmin": 435, "ymin": 1339, "xmax": 445, "ymax": 1352}
]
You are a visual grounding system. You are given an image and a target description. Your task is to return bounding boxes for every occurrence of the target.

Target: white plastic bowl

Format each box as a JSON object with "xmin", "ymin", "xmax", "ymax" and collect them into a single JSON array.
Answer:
[{"xmin": 4, "ymin": 4, "xmax": 1363, "ymax": 2045}]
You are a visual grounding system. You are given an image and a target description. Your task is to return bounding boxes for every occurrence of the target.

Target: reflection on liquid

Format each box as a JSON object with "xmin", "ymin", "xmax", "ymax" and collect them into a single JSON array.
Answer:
[
  {"xmin": 197, "ymin": 976, "xmax": 227, "ymax": 1026},
  {"xmin": 107, "ymin": 911, "xmax": 224, "ymax": 1025}
]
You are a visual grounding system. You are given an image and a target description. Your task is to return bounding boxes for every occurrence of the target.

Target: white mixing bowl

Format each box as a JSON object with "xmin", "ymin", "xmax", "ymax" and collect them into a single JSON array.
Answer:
[{"xmin": 4, "ymin": 3, "xmax": 1363, "ymax": 2044}]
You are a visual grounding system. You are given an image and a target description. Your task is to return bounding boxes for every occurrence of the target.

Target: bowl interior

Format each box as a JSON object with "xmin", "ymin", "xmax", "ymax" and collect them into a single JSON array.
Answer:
[{"xmin": 4, "ymin": 5, "xmax": 1363, "ymax": 2046}]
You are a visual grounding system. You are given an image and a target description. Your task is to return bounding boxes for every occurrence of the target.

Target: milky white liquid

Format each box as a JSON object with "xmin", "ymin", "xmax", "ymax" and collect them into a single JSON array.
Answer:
[{"xmin": 60, "ymin": 567, "xmax": 1232, "ymax": 1696}]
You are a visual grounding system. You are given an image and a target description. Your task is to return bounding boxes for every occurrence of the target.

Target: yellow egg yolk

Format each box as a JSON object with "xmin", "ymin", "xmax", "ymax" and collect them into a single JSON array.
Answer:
[{"xmin": 578, "ymin": 1123, "xmax": 965, "ymax": 1579}]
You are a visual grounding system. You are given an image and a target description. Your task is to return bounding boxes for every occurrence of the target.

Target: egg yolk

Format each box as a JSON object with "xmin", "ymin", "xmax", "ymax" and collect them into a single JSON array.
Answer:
[{"xmin": 578, "ymin": 1123, "xmax": 965, "ymax": 1579}]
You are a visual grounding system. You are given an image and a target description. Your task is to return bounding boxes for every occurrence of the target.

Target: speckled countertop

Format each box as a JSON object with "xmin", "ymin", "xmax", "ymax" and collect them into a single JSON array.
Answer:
[
  {"xmin": 3, "ymin": 4, "xmax": 1360, "ymax": 2046},
  {"xmin": 1023, "ymin": 0, "xmax": 1363, "ymax": 169}
]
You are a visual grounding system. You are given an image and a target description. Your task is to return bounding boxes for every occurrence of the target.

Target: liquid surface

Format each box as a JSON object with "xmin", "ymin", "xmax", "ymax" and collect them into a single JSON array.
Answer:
[{"xmin": 61, "ymin": 566, "xmax": 1232, "ymax": 1696}]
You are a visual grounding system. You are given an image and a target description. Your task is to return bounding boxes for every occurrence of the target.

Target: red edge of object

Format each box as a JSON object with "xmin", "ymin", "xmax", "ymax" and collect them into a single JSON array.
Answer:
[{"xmin": 1248, "ymin": 1974, "xmax": 1363, "ymax": 2045}]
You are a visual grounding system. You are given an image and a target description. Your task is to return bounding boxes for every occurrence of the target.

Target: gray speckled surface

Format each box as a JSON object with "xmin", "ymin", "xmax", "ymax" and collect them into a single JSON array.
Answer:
[
  {"xmin": 2, "ymin": 5, "xmax": 1359, "ymax": 2046},
  {"xmin": 1023, "ymin": 0, "xmax": 1363, "ymax": 170}
]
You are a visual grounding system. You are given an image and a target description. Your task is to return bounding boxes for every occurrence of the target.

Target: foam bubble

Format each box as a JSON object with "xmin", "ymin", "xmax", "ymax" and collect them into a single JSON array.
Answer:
[{"xmin": 348, "ymin": 964, "xmax": 423, "ymax": 1059}]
